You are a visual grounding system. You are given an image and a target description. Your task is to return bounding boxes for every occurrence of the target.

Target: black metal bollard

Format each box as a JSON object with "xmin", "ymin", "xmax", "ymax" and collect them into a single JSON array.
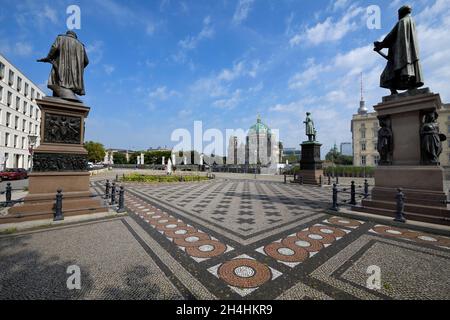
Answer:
[
  {"xmin": 336, "ymin": 176, "xmax": 339, "ymax": 185},
  {"xmin": 284, "ymin": 174, "xmax": 287, "ymax": 184},
  {"xmin": 394, "ymin": 188, "xmax": 406, "ymax": 223},
  {"xmin": 300, "ymin": 176, "xmax": 303, "ymax": 185},
  {"xmin": 54, "ymin": 189, "xmax": 64, "ymax": 221},
  {"xmin": 115, "ymin": 174, "xmax": 119, "ymax": 182},
  {"xmin": 319, "ymin": 175, "xmax": 322, "ymax": 187},
  {"xmin": 105, "ymin": 179, "xmax": 111, "ymax": 199},
  {"xmin": 331, "ymin": 184, "xmax": 339, "ymax": 211},
  {"xmin": 5, "ymin": 182, "xmax": 12, "ymax": 207},
  {"xmin": 117, "ymin": 186, "xmax": 125, "ymax": 213},
  {"xmin": 364, "ymin": 179, "xmax": 369, "ymax": 198},
  {"xmin": 328, "ymin": 175, "xmax": 331, "ymax": 186},
  {"xmin": 111, "ymin": 182, "xmax": 116, "ymax": 205},
  {"xmin": 350, "ymin": 181, "xmax": 356, "ymax": 205}
]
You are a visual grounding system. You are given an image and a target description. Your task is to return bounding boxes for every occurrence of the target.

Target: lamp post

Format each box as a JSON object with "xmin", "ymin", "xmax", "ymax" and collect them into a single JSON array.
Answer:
[{"xmin": 28, "ymin": 134, "xmax": 38, "ymax": 172}]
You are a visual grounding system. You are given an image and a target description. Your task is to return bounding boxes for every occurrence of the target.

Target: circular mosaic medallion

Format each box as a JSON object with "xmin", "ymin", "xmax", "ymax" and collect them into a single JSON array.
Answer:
[
  {"xmin": 156, "ymin": 221, "xmax": 187, "ymax": 232},
  {"xmin": 218, "ymin": 258, "xmax": 272, "ymax": 289},
  {"xmin": 296, "ymin": 230, "xmax": 335, "ymax": 245},
  {"xmin": 263, "ymin": 242, "xmax": 308, "ymax": 263},
  {"xmin": 283, "ymin": 235, "xmax": 323, "ymax": 252},
  {"xmin": 372, "ymin": 225, "xmax": 414, "ymax": 238},
  {"xmin": 309, "ymin": 225, "xmax": 346, "ymax": 238},
  {"xmin": 327, "ymin": 217, "xmax": 361, "ymax": 228},
  {"xmin": 408, "ymin": 233, "xmax": 450, "ymax": 247},
  {"xmin": 164, "ymin": 226, "xmax": 198, "ymax": 238},
  {"xmin": 185, "ymin": 239, "xmax": 227, "ymax": 258},
  {"xmin": 174, "ymin": 232, "xmax": 211, "ymax": 247},
  {"xmin": 151, "ymin": 217, "xmax": 179, "ymax": 227}
]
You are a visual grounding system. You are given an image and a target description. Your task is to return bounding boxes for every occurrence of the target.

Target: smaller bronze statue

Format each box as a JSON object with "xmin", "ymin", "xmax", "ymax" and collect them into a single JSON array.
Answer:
[
  {"xmin": 303, "ymin": 112, "xmax": 317, "ymax": 142},
  {"xmin": 373, "ymin": 5, "xmax": 424, "ymax": 95},
  {"xmin": 420, "ymin": 111, "xmax": 446, "ymax": 165},
  {"xmin": 37, "ymin": 30, "xmax": 89, "ymax": 102},
  {"xmin": 377, "ymin": 117, "xmax": 393, "ymax": 165}
]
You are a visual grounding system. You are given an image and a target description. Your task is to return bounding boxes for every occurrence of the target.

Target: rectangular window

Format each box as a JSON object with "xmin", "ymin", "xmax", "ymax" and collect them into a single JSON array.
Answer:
[
  {"xmin": 8, "ymin": 70, "xmax": 14, "ymax": 86},
  {"xmin": 14, "ymin": 116, "xmax": 19, "ymax": 130},
  {"xmin": 7, "ymin": 91, "xmax": 12, "ymax": 106},
  {"xmin": 6, "ymin": 112, "xmax": 11, "ymax": 127},
  {"xmin": 361, "ymin": 142, "xmax": 366, "ymax": 151},
  {"xmin": 15, "ymin": 97, "xmax": 20, "ymax": 111},
  {"xmin": 30, "ymin": 105, "xmax": 33, "ymax": 118},
  {"xmin": 22, "ymin": 137, "xmax": 26, "ymax": 149},
  {"xmin": 17, "ymin": 77, "xmax": 22, "ymax": 92},
  {"xmin": 23, "ymin": 101, "xmax": 27, "ymax": 115},
  {"xmin": 361, "ymin": 130, "xmax": 366, "ymax": 139},
  {"xmin": 0, "ymin": 85, "xmax": 3, "ymax": 102},
  {"xmin": 361, "ymin": 155, "xmax": 367, "ymax": 166},
  {"xmin": 31, "ymin": 88, "xmax": 35, "ymax": 100},
  {"xmin": 13, "ymin": 135, "xmax": 17, "ymax": 148},
  {"xmin": 35, "ymin": 124, "xmax": 38, "ymax": 134},
  {"xmin": 22, "ymin": 119, "xmax": 26, "ymax": 132},
  {"xmin": 5, "ymin": 133, "xmax": 9, "ymax": 147},
  {"xmin": 29, "ymin": 122, "xmax": 32, "ymax": 133},
  {"xmin": 24, "ymin": 83, "xmax": 29, "ymax": 97},
  {"xmin": 0, "ymin": 62, "xmax": 4, "ymax": 79},
  {"xmin": 374, "ymin": 155, "xmax": 380, "ymax": 165}
]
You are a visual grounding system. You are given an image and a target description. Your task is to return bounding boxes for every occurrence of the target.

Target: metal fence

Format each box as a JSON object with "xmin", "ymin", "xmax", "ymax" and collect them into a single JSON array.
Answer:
[{"xmin": 0, "ymin": 181, "xmax": 127, "ymax": 222}]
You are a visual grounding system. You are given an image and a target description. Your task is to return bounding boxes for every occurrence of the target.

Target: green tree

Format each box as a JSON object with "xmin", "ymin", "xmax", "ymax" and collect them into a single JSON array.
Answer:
[
  {"xmin": 113, "ymin": 152, "xmax": 127, "ymax": 164},
  {"xmin": 84, "ymin": 141, "xmax": 105, "ymax": 163},
  {"xmin": 144, "ymin": 150, "xmax": 172, "ymax": 164}
]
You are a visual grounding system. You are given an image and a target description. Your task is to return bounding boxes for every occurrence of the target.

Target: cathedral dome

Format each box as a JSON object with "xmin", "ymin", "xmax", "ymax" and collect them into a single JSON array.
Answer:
[{"xmin": 249, "ymin": 116, "xmax": 271, "ymax": 135}]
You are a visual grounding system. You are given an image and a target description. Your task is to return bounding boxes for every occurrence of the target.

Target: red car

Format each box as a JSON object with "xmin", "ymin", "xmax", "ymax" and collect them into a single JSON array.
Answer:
[{"xmin": 0, "ymin": 168, "xmax": 28, "ymax": 181}]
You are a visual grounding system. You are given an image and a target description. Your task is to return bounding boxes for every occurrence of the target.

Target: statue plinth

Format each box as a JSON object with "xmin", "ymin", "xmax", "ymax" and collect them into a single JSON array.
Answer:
[
  {"xmin": 8, "ymin": 97, "xmax": 107, "ymax": 220},
  {"xmin": 353, "ymin": 89, "xmax": 450, "ymax": 225},
  {"xmin": 299, "ymin": 142, "xmax": 323, "ymax": 185}
]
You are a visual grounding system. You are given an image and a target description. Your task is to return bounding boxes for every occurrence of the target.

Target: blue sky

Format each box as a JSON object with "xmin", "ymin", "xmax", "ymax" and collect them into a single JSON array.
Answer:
[{"xmin": 1, "ymin": 0, "xmax": 450, "ymax": 155}]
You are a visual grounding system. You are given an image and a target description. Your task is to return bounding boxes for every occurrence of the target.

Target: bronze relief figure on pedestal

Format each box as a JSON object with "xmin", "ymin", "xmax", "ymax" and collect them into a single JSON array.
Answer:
[{"xmin": 420, "ymin": 110, "xmax": 446, "ymax": 165}]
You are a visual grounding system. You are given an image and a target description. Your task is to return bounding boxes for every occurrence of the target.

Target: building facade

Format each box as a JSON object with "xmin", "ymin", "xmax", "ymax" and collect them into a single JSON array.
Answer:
[
  {"xmin": 0, "ymin": 54, "xmax": 44, "ymax": 170},
  {"xmin": 351, "ymin": 99, "xmax": 450, "ymax": 167},
  {"xmin": 227, "ymin": 116, "xmax": 281, "ymax": 170}
]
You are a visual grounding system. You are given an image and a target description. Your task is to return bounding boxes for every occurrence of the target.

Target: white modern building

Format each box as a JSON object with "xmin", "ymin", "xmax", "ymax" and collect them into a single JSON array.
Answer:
[{"xmin": 0, "ymin": 54, "xmax": 44, "ymax": 170}]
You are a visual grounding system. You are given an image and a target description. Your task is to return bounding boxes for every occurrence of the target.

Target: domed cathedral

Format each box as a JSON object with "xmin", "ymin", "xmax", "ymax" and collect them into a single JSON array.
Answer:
[{"xmin": 228, "ymin": 116, "xmax": 282, "ymax": 172}]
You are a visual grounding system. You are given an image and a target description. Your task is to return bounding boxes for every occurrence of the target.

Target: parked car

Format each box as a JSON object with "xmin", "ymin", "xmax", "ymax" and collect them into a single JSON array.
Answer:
[{"xmin": 0, "ymin": 168, "xmax": 28, "ymax": 181}]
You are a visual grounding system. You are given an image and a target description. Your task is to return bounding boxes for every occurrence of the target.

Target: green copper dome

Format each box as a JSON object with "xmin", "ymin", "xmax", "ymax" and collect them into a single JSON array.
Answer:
[{"xmin": 249, "ymin": 116, "xmax": 271, "ymax": 135}]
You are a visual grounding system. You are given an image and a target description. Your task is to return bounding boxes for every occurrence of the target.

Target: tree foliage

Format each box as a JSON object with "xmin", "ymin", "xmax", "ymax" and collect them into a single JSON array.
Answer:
[
  {"xmin": 113, "ymin": 152, "xmax": 128, "ymax": 164},
  {"xmin": 325, "ymin": 147, "xmax": 353, "ymax": 165},
  {"xmin": 84, "ymin": 141, "xmax": 105, "ymax": 163}
]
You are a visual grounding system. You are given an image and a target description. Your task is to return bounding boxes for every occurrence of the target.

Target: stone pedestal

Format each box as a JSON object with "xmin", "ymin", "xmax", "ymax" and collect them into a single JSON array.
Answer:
[
  {"xmin": 353, "ymin": 89, "xmax": 450, "ymax": 225},
  {"xmin": 299, "ymin": 142, "xmax": 323, "ymax": 185},
  {"xmin": 8, "ymin": 97, "xmax": 107, "ymax": 220}
]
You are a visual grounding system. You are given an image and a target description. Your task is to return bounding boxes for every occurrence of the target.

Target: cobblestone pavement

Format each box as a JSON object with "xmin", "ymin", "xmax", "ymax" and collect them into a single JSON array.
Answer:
[{"xmin": 1, "ymin": 178, "xmax": 449, "ymax": 300}]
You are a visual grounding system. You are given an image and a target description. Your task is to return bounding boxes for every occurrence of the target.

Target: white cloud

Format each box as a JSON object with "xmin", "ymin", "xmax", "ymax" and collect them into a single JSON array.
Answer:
[
  {"xmin": 232, "ymin": 0, "xmax": 255, "ymax": 25},
  {"xmin": 213, "ymin": 89, "xmax": 242, "ymax": 109},
  {"xmin": 178, "ymin": 15, "xmax": 214, "ymax": 50},
  {"xmin": 15, "ymin": 42, "xmax": 32, "ymax": 56},
  {"xmin": 85, "ymin": 41, "xmax": 104, "ymax": 64},
  {"xmin": 149, "ymin": 86, "xmax": 179, "ymax": 100},
  {"xmin": 290, "ymin": 5, "xmax": 364, "ymax": 46},
  {"xmin": 103, "ymin": 64, "xmax": 115, "ymax": 75}
]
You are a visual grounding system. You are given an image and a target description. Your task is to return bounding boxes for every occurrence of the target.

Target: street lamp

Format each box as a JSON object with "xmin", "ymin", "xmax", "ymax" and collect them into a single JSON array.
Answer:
[{"xmin": 28, "ymin": 134, "xmax": 38, "ymax": 172}]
